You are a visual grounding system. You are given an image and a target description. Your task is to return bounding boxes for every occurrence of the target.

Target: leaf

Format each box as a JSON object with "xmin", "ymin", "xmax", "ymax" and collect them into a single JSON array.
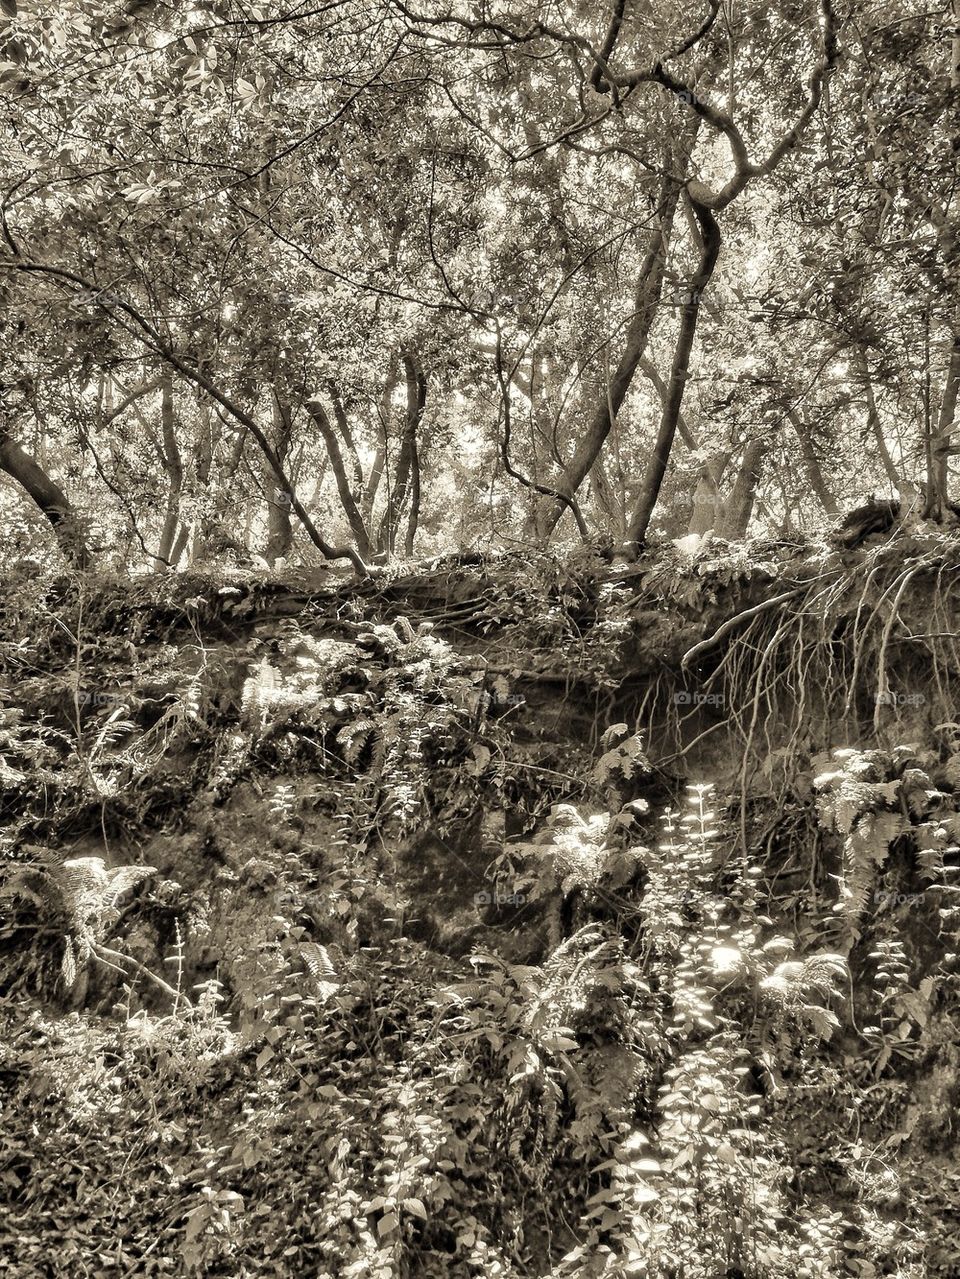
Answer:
[
  {"xmin": 300, "ymin": 942, "xmax": 336, "ymax": 981},
  {"xmin": 402, "ymin": 1198, "xmax": 427, "ymax": 1219},
  {"xmin": 806, "ymin": 1005, "xmax": 840, "ymax": 1038},
  {"xmin": 541, "ymin": 1034, "xmax": 578, "ymax": 1051},
  {"xmin": 709, "ymin": 945, "xmax": 744, "ymax": 975},
  {"xmin": 120, "ymin": 183, "xmax": 158, "ymax": 205},
  {"xmin": 184, "ymin": 1207, "xmax": 208, "ymax": 1243},
  {"xmin": 0, "ymin": 0, "xmax": 17, "ymax": 16},
  {"xmin": 377, "ymin": 1211, "xmax": 399, "ymax": 1237},
  {"xmin": 599, "ymin": 723, "xmax": 629, "ymax": 747}
]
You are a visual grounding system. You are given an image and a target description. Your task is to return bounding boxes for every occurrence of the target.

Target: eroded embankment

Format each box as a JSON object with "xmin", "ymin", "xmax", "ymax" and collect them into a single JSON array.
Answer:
[{"xmin": 1, "ymin": 535, "xmax": 960, "ymax": 1276}]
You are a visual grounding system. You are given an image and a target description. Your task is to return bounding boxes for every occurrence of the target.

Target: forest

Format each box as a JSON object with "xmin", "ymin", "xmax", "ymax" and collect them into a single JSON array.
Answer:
[{"xmin": 1, "ymin": 0, "xmax": 960, "ymax": 1275}]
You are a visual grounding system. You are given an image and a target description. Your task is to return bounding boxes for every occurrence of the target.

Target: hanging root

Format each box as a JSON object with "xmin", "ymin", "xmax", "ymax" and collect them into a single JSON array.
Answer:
[{"xmin": 676, "ymin": 540, "xmax": 960, "ymax": 785}]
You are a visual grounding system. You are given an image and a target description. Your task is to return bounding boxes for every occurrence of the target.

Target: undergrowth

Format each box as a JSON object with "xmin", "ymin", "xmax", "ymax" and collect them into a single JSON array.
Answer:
[
  {"xmin": 0, "ymin": 786, "xmax": 934, "ymax": 1277},
  {"xmin": 2, "ymin": 555, "xmax": 959, "ymax": 1276}
]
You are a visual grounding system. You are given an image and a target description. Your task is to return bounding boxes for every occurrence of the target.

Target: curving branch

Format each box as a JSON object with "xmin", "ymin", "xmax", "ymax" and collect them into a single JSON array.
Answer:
[
  {"xmin": 0, "ymin": 422, "xmax": 91, "ymax": 568},
  {"xmin": 493, "ymin": 324, "xmax": 589, "ymax": 540},
  {"xmin": 589, "ymin": 0, "xmax": 628, "ymax": 91},
  {"xmin": 621, "ymin": 197, "xmax": 722, "ymax": 556},
  {"xmin": 99, "ymin": 375, "xmax": 162, "ymax": 427},
  {"xmin": 614, "ymin": 0, "xmax": 840, "ymax": 210},
  {"xmin": 663, "ymin": 0, "xmax": 722, "ymax": 61},
  {"xmin": 306, "ymin": 399, "xmax": 374, "ymax": 558}
]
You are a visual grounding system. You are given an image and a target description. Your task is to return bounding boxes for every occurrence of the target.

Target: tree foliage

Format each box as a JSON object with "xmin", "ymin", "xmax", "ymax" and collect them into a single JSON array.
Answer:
[{"xmin": 0, "ymin": 0, "xmax": 957, "ymax": 570}]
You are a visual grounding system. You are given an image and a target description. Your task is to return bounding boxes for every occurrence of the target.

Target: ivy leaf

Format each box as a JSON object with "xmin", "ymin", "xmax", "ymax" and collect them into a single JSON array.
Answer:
[{"xmin": 377, "ymin": 1211, "xmax": 399, "ymax": 1237}]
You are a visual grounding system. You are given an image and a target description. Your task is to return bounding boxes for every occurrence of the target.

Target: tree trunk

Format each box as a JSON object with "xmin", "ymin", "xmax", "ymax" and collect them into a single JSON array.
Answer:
[
  {"xmin": 306, "ymin": 400, "xmax": 373, "ymax": 556},
  {"xmin": 715, "ymin": 438, "xmax": 766, "ymax": 538},
  {"xmin": 0, "ymin": 424, "xmax": 91, "ymax": 568},
  {"xmin": 190, "ymin": 423, "xmax": 246, "ymax": 565},
  {"xmin": 622, "ymin": 200, "xmax": 722, "ymax": 556},
  {"xmin": 363, "ymin": 444, "xmax": 385, "ymax": 532},
  {"xmin": 327, "ymin": 380, "xmax": 365, "ymax": 495},
  {"xmin": 639, "ymin": 356, "xmax": 698, "ymax": 451},
  {"xmin": 367, "ymin": 357, "xmax": 398, "ymax": 542},
  {"xmin": 195, "ymin": 393, "xmax": 217, "ymax": 487},
  {"xmin": 401, "ymin": 353, "xmax": 425, "ymax": 557},
  {"xmin": 404, "ymin": 448, "xmax": 421, "ymax": 558},
  {"xmin": 786, "ymin": 408, "xmax": 837, "ymax": 517},
  {"xmin": 687, "ymin": 450, "xmax": 731, "ymax": 535},
  {"xmin": 531, "ymin": 167, "xmax": 686, "ymax": 540},
  {"xmin": 590, "ymin": 454, "xmax": 626, "ymax": 537},
  {"xmin": 155, "ymin": 371, "xmax": 183, "ymax": 570},
  {"xmin": 928, "ymin": 328, "xmax": 960, "ymax": 519},
  {"xmin": 380, "ymin": 352, "xmax": 426, "ymax": 556},
  {"xmin": 263, "ymin": 397, "xmax": 294, "ymax": 565},
  {"xmin": 168, "ymin": 523, "xmax": 190, "ymax": 569},
  {"xmin": 854, "ymin": 348, "xmax": 900, "ymax": 488}
]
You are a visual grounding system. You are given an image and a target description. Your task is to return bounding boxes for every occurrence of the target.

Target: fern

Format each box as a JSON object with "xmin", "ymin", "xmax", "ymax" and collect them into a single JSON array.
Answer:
[
  {"xmin": 131, "ymin": 675, "xmax": 207, "ymax": 768},
  {"xmin": 240, "ymin": 659, "xmax": 283, "ymax": 732},
  {"xmin": 299, "ymin": 942, "xmax": 339, "ymax": 1003},
  {"xmin": 337, "ymin": 717, "xmax": 379, "ymax": 767},
  {"xmin": 521, "ymin": 924, "xmax": 615, "ymax": 1038},
  {"xmin": 814, "ymin": 749, "xmax": 915, "ymax": 948},
  {"xmin": 0, "ymin": 852, "xmax": 156, "ymax": 985},
  {"xmin": 592, "ymin": 723, "xmax": 651, "ymax": 786},
  {"xmin": 759, "ymin": 952, "xmax": 849, "ymax": 1039},
  {"xmin": 837, "ymin": 810, "xmax": 909, "ymax": 944}
]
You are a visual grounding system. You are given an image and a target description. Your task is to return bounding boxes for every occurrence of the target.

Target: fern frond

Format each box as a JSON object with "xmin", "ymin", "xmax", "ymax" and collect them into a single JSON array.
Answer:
[
  {"xmin": 299, "ymin": 942, "xmax": 339, "ymax": 1001},
  {"xmin": 337, "ymin": 718, "xmax": 377, "ymax": 767},
  {"xmin": 760, "ymin": 951, "xmax": 848, "ymax": 1034},
  {"xmin": 61, "ymin": 935, "xmax": 77, "ymax": 987},
  {"xmin": 300, "ymin": 942, "xmax": 336, "ymax": 980}
]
